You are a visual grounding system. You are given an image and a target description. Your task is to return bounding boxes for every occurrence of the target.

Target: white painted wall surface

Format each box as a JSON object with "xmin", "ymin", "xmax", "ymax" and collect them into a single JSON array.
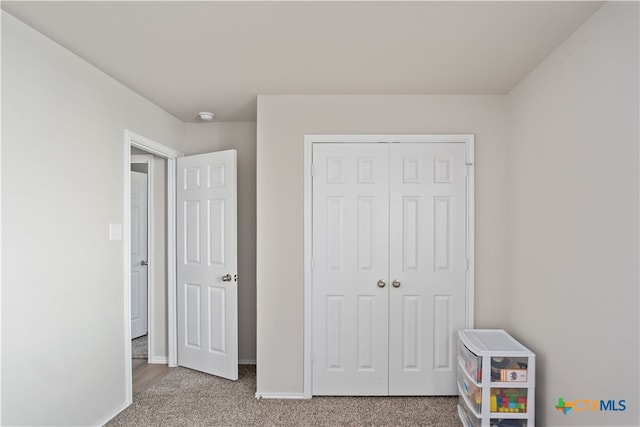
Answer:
[
  {"xmin": 183, "ymin": 122, "xmax": 257, "ymax": 363},
  {"xmin": 152, "ymin": 155, "xmax": 167, "ymax": 360},
  {"xmin": 1, "ymin": 11, "xmax": 184, "ymax": 426},
  {"xmin": 256, "ymin": 95, "xmax": 510, "ymax": 394},
  {"xmin": 508, "ymin": 3, "xmax": 639, "ymax": 426}
]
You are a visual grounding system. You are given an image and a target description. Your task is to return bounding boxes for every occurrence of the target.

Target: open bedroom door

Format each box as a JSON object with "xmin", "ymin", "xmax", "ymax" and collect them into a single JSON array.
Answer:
[{"xmin": 176, "ymin": 150, "xmax": 238, "ymax": 380}]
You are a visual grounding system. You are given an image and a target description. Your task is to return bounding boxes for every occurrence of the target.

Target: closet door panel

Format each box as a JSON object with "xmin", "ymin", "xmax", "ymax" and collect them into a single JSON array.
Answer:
[
  {"xmin": 312, "ymin": 140, "xmax": 470, "ymax": 396},
  {"xmin": 312, "ymin": 143, "xmax": 390, "ymax": 395},
  {"xmin": 388, "ymin": 143, "xmax": 467, "ymax": 395}
]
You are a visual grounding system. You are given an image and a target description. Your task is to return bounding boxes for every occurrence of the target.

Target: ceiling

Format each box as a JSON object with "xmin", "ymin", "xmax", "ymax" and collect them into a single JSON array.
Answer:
[{"xmin": 2, "ymin": 1, "xmax": 603, "ymax": 122}]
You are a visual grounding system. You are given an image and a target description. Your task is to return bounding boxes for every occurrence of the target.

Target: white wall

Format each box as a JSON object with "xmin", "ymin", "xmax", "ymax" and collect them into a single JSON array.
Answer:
[
  {"xmin": 183, "ymin": 122, "xmax": 257, "ymax": 362},
  {"xmin": 256, "ymin": 95, "xmax": 510, "ymax": 394},
  {"xmin": 1, "ymin": 11, "xmax": 184, "ymax": 426},
  {"xmin": 151, "ymin": 156, "xmax": 168, "ymax": 360},
  {"xmin": 508, "ymin": 2, "xmax": 639, "ymax": 426}
]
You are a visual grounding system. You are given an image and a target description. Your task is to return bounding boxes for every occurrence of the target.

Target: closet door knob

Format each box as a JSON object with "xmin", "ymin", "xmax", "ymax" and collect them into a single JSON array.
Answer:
[
  {"xmin": 392, "ymin": 280, "xmax": 401, "ymax": 288},
  {"xmin": 377, "ymin": 280, "xmax": 386, "ymax": 288}
]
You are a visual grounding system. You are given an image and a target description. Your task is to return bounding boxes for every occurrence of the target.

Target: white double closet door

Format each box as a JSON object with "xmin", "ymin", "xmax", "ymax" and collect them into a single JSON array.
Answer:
[{"xmin": 312, "ymin": 142, "xmax": 468, "ymax": 396}]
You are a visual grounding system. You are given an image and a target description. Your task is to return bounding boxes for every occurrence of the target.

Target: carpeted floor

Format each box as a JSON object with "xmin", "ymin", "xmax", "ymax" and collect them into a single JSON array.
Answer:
[
  {"xmin": 108, "ymin": 365, "xmax": 462, "ymax": 426},
  {"xmin": 132, "ymin": 335, "xmax": 148, "ymax": 359}
]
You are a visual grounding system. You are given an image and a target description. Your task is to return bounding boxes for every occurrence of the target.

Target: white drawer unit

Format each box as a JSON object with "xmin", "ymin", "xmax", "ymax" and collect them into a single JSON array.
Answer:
[{"xmin": 457, "ymin": 329, "xmax": 536, "ymax": 427}]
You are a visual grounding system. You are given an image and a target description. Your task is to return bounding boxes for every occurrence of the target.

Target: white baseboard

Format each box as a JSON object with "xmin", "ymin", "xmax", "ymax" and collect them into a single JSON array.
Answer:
[
  {"xmin": 96, "ymin": 400, "xmax": 130, "ymax": 426},
  {"xmin": 255, "ymin": 392, "xmax": 308, "ymax": 400},
  {"xmin": 150, "ymin": 355, "xmax": 168, "ymax": 364},
  {"xmin": 164, "ymin": 359, "xmax": 253, "ymax": 367}
]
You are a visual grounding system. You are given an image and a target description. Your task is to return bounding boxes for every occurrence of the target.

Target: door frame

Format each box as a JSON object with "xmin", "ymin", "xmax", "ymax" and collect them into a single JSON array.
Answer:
[
  {"xmin": 130, "ymin": 154, "xmax": 153, "ymax": 358},
  {"xmin": 123, "ymin": 130, "xmax": 183, "ymax": 404},
  {"xmin": 302, "ymin": 134, "xmax": 475, "ymax": 398}
]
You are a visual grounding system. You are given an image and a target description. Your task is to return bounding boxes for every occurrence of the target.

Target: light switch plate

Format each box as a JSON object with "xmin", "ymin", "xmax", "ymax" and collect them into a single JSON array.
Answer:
[{"xmin": 109, "ymin": 223, "xmax": 122, "ymax": 241}]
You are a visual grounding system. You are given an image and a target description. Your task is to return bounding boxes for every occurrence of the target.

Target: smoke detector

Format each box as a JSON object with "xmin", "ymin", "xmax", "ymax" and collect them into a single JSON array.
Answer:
[{"xmin": 198, "ymin": 112, "xmax": 215, "ymax": 121}]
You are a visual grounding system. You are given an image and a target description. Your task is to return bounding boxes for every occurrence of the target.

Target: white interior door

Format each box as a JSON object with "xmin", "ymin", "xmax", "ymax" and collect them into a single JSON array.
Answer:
[
  {"xmin": 388, "ymin": 143, "xmax": 467, "ymax": 395},
  {"xmin": 312, "ymin": 141, "xmax": 468, "ymax": 396},
  {"xmin": 312, "ymin": 143, "xmax": 390, "ymax": 395},
  {"xmin": 176, "ymin": 150, "xmax": 238, "ymax": 380},
  {"xmin": 131, "ymin": 171, "xmax": 148, "ymax": 340}
]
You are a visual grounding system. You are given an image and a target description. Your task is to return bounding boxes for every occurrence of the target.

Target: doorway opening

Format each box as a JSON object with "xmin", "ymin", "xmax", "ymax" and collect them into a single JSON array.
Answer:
[
  {"xmin": 123, "ymin": 130, "xmax": 182, "ymax": 403},
  {"xmin": 123, "ymin": 130, "xmax": 241, "ymax": 403},
  {"xmin": 130, "ymin": 159, "xmax": 149, "ymax": 363}
]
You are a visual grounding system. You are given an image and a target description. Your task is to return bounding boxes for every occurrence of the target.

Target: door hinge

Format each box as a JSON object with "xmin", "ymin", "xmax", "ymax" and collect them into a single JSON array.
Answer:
[
  {"xmin": 466, "ymin": 258, "xmax": 470, "ymax": 271},
  {"xmin": 310, "ymin": 258, "xmax": 316, "ymax": 271},
  {"xmin": 311, "ymin": 164, "xmax": 316, "ymax": 177}
]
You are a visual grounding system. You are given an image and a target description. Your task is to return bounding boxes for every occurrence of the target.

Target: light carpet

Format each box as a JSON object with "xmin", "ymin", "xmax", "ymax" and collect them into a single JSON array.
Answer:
[
  {"xmin": 107, "ymin": 365, "xmax": 461, "ymax": 426},
  {"xmin": 132, "ymin": 335, "xmax": 148, "ymax": 359}
]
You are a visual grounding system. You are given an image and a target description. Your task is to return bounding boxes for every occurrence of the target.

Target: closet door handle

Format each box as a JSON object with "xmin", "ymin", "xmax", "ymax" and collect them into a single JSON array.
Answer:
[
  {"xmin": 377, "ymin": 280, "xmax": 386, "ymax": 288},
  {"xmin": 392, "ymin": 279, "xmax": 401, "ymax": 288}
]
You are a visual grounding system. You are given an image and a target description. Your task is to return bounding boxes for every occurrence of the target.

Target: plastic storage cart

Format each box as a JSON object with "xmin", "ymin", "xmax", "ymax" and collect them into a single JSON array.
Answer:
[{"xmin": 457, "ymin": 329, "xmax": 535, "ymax": 427}]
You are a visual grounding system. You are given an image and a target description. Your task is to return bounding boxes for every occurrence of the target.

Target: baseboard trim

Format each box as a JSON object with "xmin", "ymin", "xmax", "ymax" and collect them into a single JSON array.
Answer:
[
  {"xmin": 150, "ymin": 355, "xmax": 168, "ymax": 364},
  {"xmin": 163, "ymin": 359, "xmax": 254, "ymax": 367},
  {"xmin": 255, "ymin": 392, "xmax": 308, "ymax": 400},
  {"xmin": 96, "ymin": 400, "xmax": 130, "ymax": 426}
]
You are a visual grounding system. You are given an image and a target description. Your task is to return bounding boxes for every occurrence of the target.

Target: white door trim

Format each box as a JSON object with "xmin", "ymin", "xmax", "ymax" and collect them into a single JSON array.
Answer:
[
  {"xmin": 303, "ymin": 134, "xmax": 475, "ymax": 398},
  {"xmin": 123, "ymin": 130, "xmax": 183, "ymax": 404},
  {"xmin": 130, "ymin": 155, "xmax": 154, "ymax": 360}
]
